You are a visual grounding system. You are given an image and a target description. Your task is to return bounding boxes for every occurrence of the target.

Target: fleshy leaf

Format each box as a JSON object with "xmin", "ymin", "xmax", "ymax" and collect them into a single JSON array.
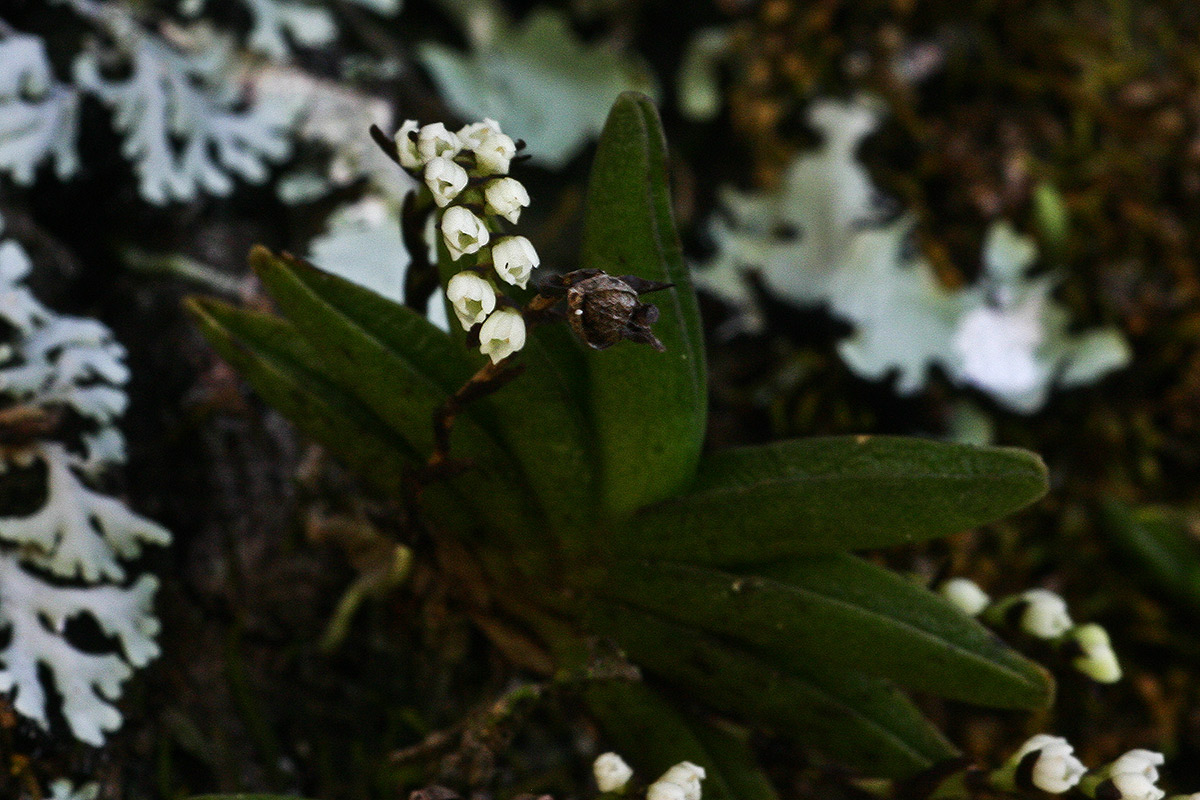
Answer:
[
  {"xmin": 186, "ymin": 298, "xmax": 417, "ymax": 496},
  {"xmin": 267, "ymin": 252, "xmax": 599, "ymax": 533},
  {"xmin": 580, "ymin": 92, "xmax": 706, "ymax": 517},
  {"xmin": 597, "ymin": 555, "xmax": 1053, "ymax": 709},
  {"xmin": 587, "ymin": 599, "xmax": 957, "ymax": 778},
  {"xmin": 583, "ymin": 679, "xmax": 777, "ymax": 800},
  {"xmin": 1100, "ymin": 500, "xmax": 1200, "ymax": 614},
  {"xmin": 613, "ymin": 436, "xmax": 1048, "ymax": 564},
  {"xmin": 246, "ymin": 249, "xmax": 545, "ymax": 535}
]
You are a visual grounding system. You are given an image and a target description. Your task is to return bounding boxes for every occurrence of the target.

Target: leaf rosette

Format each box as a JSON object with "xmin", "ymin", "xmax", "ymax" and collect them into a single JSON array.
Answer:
[{"xmin": 190, "ymin": 93, "xmax": 1052, "ymax": 796}]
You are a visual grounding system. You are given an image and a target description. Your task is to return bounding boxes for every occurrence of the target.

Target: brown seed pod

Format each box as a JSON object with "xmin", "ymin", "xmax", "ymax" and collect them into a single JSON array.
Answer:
[{"xmin": 546, "ymin": 269, "xmax": 672, "ymax": 351}]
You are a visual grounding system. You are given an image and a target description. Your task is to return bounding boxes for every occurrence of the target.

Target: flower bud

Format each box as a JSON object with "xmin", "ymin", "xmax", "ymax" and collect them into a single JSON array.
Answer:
[
  {"xmin": 441, "ymin": 206, "xmax": 490, "ymax": 261},
  {"xmin": 395, "ymin": 120, "xmax": 424, "ymax": 170},
  {"xmin": 458, "ymin": 118, "xmax": 503, "ymax": 151},
  {"xmin": 996, "ymin": 588, "xmax": 1073, "ymax": 639},
  {"xmin": 992, "ymin": 734, "xmax": 1086, "ymax": 794},
  {"xmin": 939, "ymin": 577, "xmax": 990, "ymax": 616},
  {"xmin": 593, "ymin": 752, "xmax": 634, "ymax": 794},
  {"xmin": 657, "ymin": 762, "xmax": 706, "ymax": 800},
  {"xmin": 417, "ymin": 122, "xmax": 462, "ymax": 161},
  {"xmin": 474, "ymin": 130, "xmax": 517, "ymax": 174},
  {"xmin": 425, "ymin": 157, "xmax": 469, "ymax": 207},
  {"xmin": 446, "ymin": 272, "xmax": 497, "ymax": 330},
  {"xmin": 478, "ymin": 308, "xmax": 526, "ymax": 363},
  {"xmin": 1063, "ymin": 623, "xmax": 1122, "ymax": 683},
  {"xmin": 491, "ymin": 235, "xmax": 539, "ymax": 288},
  {"xmin": 484, "ymin": 177, "xmax": 531, "ymax": 224}
]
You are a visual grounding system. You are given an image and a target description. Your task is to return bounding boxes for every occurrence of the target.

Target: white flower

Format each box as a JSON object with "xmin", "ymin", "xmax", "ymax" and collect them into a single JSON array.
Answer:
[
  {"xmin": 458, "ymin": 118, "xmax": 503, "ymax": 151},
  {"xmin": 1065, "ymin": 623, "xmax": 1122, "ymax": 683},
  {"xmin": 646, "ymin": 782, "xmax": 688, "ymax": 800},
  {"xmin": 417, "ymin": 122, "xmax": 462, "ymax": 161},
  {"xmin": 395, "ymin": 119, "xmax": 424, "ymax": 170},
  {"xmin": 593, "ymin": 752, "xmax": 634, "ymax": 794},
  {"xmin": 424, "ymin": 157, "xmax": 469, "ymax": 207},
  {"xmin": 1109, "ymin": 772, "xmax": 1166, "ymax": 800},
  {"xmin": 939, "ymin": 577, "xmax": 991, "ymax": 616},
  {"xmin": 1083, "ymin": 750, "xmax": 1167, "ymax": 800},
  {"xmin": 1111, "ymin": 751, "xmax": 1165, "ymax": 784},
  {"xmin": 446, "ymin": 272, "xmax": 497, "ymax": 330},
  {"xmin": 484, "ymin": 177, "xmax": 531, "ymax": 223},
  {"xmin": 478, "ymin": 309, "xmax": 526, "ymax": 363},
  {"xmin": 440, "ymin": 207, "xmax": 490, "ymax": 261},
  {"xmin": 474, "ymin": 130, "xmax": 518, "ymax": 174},
  {"xmin": 491, "ymin": 235, "xmax": 539, "ymax": 288},
  {"xmin": 992, "ymin": 734, "xmax": 1086, "ymax": 794},
  {"xmin": 1018, "ymin": 588, "xmax": 1074, "ymax": 639},
  {"xmin": 657, "ymin": 762, "xmax": 706, "ymax": 800}
]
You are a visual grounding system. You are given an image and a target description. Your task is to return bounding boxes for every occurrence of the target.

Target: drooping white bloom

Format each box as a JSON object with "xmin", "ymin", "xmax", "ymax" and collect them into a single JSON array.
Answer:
[
  {"xmin": 1065, "ymin": 623, "xmax": 1122, "ymax": 683},
  {"xmin": 1017, "ymin": 588, "xmax": 1074, "ymax": 639},
  {"xmin": 458, "ymin": 118, "xmax": 503, "ymax": 151},
  {"xmin": 1081, "ymin": 750, "xmax": 1167, "ymax": 800},
  {"xmin": 484, "ymin": 177, "xmax": 531, "ymax": 223},
  {"xmin": 491, "ymin": 235, "xmax": 539, "ymax": 288},
  {"xmin": 646, "ymin": 782, "xmax": 688, "ymax": 800},
  {"xmin": 474, "ymin": 130, "xmax": 517, "ymax": 174},
  {"xmin": 1111, "ymin": 751, "xmax": 1166, "ymax": 784},
  {"xmin": 657, "ymin": 762, "xmax": 706, "ymax": 800},
  {"xmin": 395, "ymin": 119, "xmax": 423, "ymax": 170},
  {"xmin": 593, "ymin": 752, "xmax": 634, "ymax": 794},
  {"xmin": 441, "ymin": 206, "xmax": 490, "ymax": 261},
  {"xmin": 424, "ymin": 157, "xmax": 469, "ymax": 207},
  {"xmin": 1108, "ymin": 774, "xmax": 1167, "ymax": 800},
  {"xmin": 446, "ymin": 271, "xmax": 497, "ymax": 330},
  {"xmin": 993, "ymin": 734, "xmax": 1086, "ymax": 794},
  {"xmin": 417, "ymin": 122, "xmax": 462, "ymax": 161},
  {"xmin": 478, "ymin": 308, "xmax": 526, "ymax": 363},
  {"xmin": 940, "ymin": 577, "xmax": 991, "ymax": 616}
]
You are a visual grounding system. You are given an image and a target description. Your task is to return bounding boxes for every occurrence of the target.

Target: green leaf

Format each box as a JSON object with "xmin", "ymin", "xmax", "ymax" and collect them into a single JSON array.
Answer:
[
  {"xmin": 613, "ymin": 436, "xmax": 1049, "ymax": 564},
  {"xmin": 597, "ymin": 554, "xmax": 1053, "ymax": 709},
  {"xmin": 580, "ymin": 92, "xmax": 707, "ymax": 517},
  {"xmin": 247, "ymin": 248, "xmax": 543, "ymax": 536},
  {"xmin": 689, "ymin": 720, "xmax": 781, "ymax": 800},
  {"xmin": 186, "ymin": 298, "xmax": 415, "ymax": 496},
  {"xmin": 582, "ymin": 679, "xmax": 775, "ymax": 800},
  {"xmin": 586, "ymin": 599, "xmax": 956, "ymax": 778},
  {"xmin": 1101, "ymin": 500, "xmax": 1200, "ymax": 613},
  {"xmin": 264, "ymin": 251, "xmax": 599, "ymax": 532}
]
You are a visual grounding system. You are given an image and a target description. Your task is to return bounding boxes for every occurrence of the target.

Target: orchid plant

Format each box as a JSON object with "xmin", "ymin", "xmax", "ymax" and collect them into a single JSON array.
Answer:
[{"xmin": 188, "ymin": 94, "xmax": 1054, "ymax": 797}]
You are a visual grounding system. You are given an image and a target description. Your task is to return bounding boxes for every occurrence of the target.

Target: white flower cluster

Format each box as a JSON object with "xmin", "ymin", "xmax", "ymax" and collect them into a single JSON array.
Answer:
[
  {"xmin": 591, "ymin": 753, "xmax": 706, "ymax": 799},
  {"xmin": 394, "ymin": 118, "xmax": 537, "ymax": 363},
  {"xmin": 938, "ymin": 579, "xmax": 1122, "ymax": 684},
  {"xmin": 0, "ymin": 214, "xmax": 171, "ymax": 745},
  {"xmin": 993, "ymin": 736, "xmax": 1175, "ymax": 800}
]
